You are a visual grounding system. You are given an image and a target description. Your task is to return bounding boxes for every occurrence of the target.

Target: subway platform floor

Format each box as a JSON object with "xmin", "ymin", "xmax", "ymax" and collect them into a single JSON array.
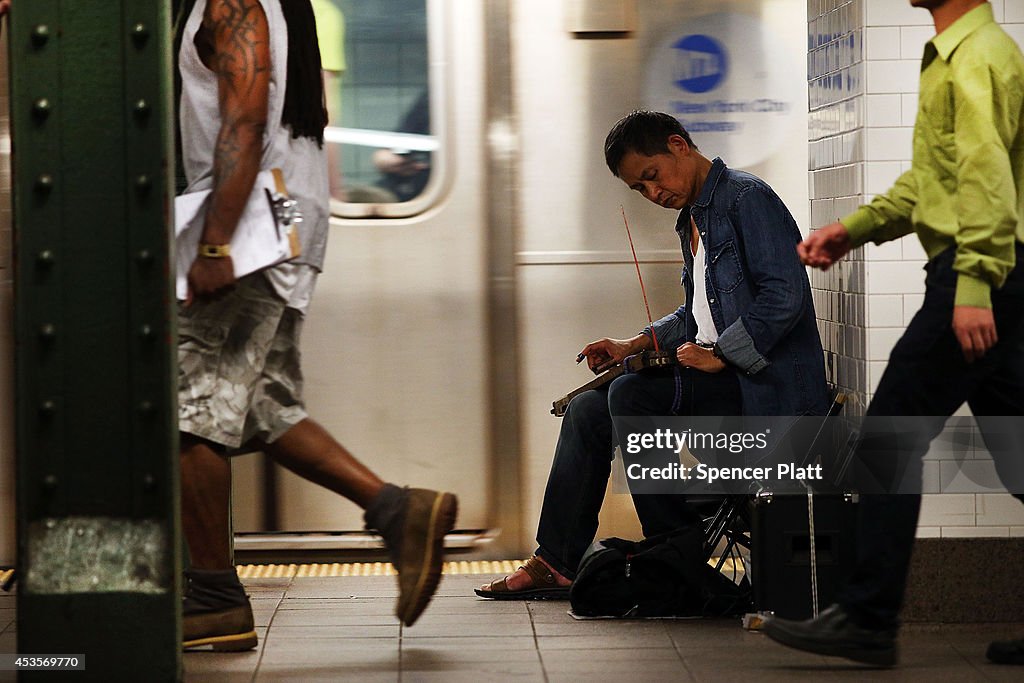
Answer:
[
  {"xmin": 199, "ymin": 570, "xmax": 1024, "ymax": 682},
  {"xmin": 2, "ymin": 570, "xmax": 1024, "ymax": 681}
]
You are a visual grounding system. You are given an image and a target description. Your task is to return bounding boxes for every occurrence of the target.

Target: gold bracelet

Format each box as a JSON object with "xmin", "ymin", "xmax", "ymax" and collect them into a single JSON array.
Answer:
[{"xmin": 198, "ymin": 243, "xmax": 231, "ymax": 258}]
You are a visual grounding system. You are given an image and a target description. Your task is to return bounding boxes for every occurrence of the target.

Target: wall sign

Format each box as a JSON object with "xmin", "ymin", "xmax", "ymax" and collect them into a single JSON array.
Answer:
[{"xmin": 646, "ymin": 12, "xmax": 803, "ymax": 167}]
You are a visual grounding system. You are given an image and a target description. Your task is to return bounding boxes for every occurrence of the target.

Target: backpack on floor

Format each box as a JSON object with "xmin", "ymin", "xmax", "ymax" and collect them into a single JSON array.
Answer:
[{"xmin": 569, "ymin": 525, "xmax": 751, "ymax": 618}]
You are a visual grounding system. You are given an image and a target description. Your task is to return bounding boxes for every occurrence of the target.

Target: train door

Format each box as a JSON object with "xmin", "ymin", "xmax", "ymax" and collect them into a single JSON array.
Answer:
[{"xmin": 231, "ymin": 0, "xmax": 500, "ymax": 546}]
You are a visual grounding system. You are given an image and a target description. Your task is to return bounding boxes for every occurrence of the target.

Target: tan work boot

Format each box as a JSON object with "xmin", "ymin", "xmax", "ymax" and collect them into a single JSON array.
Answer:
[
  {"xmin": 183, "ymin": 603, "xmax": 257, "ymax": 652},
  {"xmin": 365, "ymin": 485, "xmax": 459, "ymax": 626},
  {"xmin": 182, "ymin": 568, "xmax": 258, "ymax": 651}
]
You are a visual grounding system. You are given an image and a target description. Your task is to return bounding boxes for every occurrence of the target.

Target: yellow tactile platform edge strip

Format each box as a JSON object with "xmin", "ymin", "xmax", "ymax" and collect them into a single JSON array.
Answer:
[
  {"xmin": 236, "ymin": 560, "xmax": 530, "ymax": 578},
  {"xmin": 234, "ymin": 557, "xmax": 743, "ymax": 579}
]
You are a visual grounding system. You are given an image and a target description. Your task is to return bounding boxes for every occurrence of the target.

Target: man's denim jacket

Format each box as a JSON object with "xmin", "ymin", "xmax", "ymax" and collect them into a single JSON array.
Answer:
[{"xmin": 644, "ymin": 158, "xmax": 829, "ymax": 417}]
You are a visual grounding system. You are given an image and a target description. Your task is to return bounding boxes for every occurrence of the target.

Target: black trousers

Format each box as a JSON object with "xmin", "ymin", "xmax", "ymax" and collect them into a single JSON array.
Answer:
[
  {"xmin": 837, "ymin": 244, "xmax": 1024, "ymax": 629},
  {"xmin": 535, "ymin": 366, "xmax": 742, "ymax": 579}
]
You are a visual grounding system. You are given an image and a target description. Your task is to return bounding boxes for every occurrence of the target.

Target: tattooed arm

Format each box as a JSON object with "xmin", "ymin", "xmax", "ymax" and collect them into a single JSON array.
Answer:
[{"xmin": 188, "ymin": 0, "xmax": 270, "ymax": 300}]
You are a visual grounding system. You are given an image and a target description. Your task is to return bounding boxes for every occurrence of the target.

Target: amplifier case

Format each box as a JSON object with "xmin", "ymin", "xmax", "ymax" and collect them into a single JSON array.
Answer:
[{"xmin": 749, "ymin": 493, "xmax": 858, "ymax": 620}]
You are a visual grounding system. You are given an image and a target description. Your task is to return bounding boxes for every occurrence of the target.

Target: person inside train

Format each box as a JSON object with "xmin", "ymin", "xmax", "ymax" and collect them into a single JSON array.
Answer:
[
  {"xmin": 476, "ymin": 110, "xmax": 829, "ymax": 599},
  {"xmin": 175, "ymin": 0, "xmax": 457, "ymax": 651},
  {"xmin": 372, "ymin": 90, "xmax": 432, "ymax": 202}
]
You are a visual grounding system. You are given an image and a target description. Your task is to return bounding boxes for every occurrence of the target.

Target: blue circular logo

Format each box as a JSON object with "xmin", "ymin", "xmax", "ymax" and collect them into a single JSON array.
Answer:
[{"xmin": 672, "ymin": 34, "xmax": 727, "ymax": 93}]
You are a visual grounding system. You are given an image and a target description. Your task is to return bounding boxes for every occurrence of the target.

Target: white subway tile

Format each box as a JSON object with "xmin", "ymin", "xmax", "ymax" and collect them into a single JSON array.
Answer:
[
  {"xmin": 899, "ymin": 25, "xmax": 934, "ymax": 60},
  {"xmin": 919, "ymin": 493, "xmax": 975, "ymax": 526},
  {"xmin": 867, "ymin": 260, "xmax": 926, "ymax": 295},
  {"xmin": 941, "ymin": 460, "xmax": 1005, "ymax": 493},
  {"xmin": 836, "ymin": 130, "xmax": 865, "ymax": 165},
  {"xmin": 866, "ymin": 127, "xmax": 914, "ymax": 161},
  {"xmin": 811, "ymin": 198, "xmax": 836, "ymax": 227},
  {"xmin": 923, "ymin": 460, "xmax": 941, "ymax": 493},
  {"xmin": 977, "ymin": 494, "xmax": 1024, "ymax": 526},
  {"xmin": 864, "ymin": 94, "xmax": 901, "ymax": 127},
  {"xmin": 867, "ymin": 326, "xmax": 903, "ymax": 360},
  {"xmin": 867, "ymin": 294, "xmax": 904, "ymax": 326},
  {"xmin": 865, "ymin": 59, "xmax": 920, "ymax": 94},
  {"xmin": 865, "ymin": 0, "xmax": 934, "ymax": 27},
  {"xmin": 863, "ymin": 161, "xmax": 903, "ymax": 194},
  {"xmin": 1007, "ymin": 0, "xmax": 1024, "ymax": 22},
  {"xmin": 864, "ymin": 238, "xmax": 903, "ymax": 261},
  {"xmin": 865, "ymin": 26, "xmax": 901, "ymax": 59},
  {"xmin": 915, "ymin": 526, "xmax": 941, "ymax": 538},
  {"xmin": 941, "ymin": 525, "xmax": 1009, "ymax": 538}
]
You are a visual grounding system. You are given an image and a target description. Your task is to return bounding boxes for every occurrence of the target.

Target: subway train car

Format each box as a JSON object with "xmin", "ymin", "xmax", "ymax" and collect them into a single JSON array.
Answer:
[{"xmin": 222, "ymin": 0, "xmax": 812, "ymax": 559}]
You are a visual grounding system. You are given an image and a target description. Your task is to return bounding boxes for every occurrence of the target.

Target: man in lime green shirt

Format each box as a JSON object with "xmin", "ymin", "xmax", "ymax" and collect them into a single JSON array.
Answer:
[{"xmin": 765, "ymin": 0, "xmax": 1024, "ymax": 667}]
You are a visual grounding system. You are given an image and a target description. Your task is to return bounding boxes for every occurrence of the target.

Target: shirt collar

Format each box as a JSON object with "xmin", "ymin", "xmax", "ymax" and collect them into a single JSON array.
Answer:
[
  {"xmin": 692, "ymin": 157, "xmax": 727, "ymax": 209},
  {"xmin": 929, "ymin": 2, "xmax": 993, "ymax": 63}
]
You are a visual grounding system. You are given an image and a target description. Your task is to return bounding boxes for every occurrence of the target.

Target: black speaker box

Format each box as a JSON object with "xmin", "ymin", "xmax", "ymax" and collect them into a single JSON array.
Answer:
[{"xmin": 749, "ymin": 493, "xmax": 858, "ymax": 620}]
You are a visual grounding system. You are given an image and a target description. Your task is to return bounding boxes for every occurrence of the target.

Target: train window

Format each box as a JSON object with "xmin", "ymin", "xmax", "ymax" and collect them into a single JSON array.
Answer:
[{"xmin": 313, "ymin": 0, "xmax": 441, "ymax": 218}]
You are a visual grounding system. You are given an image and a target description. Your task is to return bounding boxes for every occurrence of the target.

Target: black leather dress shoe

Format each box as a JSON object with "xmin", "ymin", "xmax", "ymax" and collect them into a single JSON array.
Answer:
[
  {"xmin": 763, "ymin": 603, "xmax": 898, "ymax": 667},
  {"xmin": 987, "ymin": 638, "xmax": 1024, "ymax": 665}
]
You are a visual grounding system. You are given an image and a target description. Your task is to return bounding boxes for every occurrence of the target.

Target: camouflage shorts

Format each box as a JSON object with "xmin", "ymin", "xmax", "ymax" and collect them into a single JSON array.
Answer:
[{"xmin": 178, "ymin": 272, "xmax": 307, "ymax": 449}]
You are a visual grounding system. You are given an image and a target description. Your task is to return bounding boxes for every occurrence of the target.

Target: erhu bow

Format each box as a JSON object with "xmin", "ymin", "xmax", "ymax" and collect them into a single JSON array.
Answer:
[{"xmin": 550, "ymin": 207, "xmax": 679, "ymax": 416}]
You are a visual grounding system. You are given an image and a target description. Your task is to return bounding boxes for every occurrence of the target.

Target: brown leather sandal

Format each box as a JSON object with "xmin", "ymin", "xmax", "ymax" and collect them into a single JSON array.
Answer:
[{"xmin": 474, "ymin": 556, "xmax": 571, "ymax": 600}]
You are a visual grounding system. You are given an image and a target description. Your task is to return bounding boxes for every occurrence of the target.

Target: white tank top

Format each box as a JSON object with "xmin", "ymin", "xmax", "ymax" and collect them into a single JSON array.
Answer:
[
  {"xmin": 692, "ymin": 235, "xmax": 719, "ymax": 345},
  {"xmin": 178, "ymin": 0, "xmax": 329, "ymax": 271}
]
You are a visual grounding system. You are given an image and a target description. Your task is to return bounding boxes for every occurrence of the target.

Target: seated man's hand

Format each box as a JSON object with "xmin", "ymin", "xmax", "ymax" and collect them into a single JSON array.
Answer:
[
  {"xmin": 677, "ymin": 342, "xmax": 726, "ymax": 373},
  {"xmin": 579, "ymin": 336, "xmax": 648, "ymax": 373}
]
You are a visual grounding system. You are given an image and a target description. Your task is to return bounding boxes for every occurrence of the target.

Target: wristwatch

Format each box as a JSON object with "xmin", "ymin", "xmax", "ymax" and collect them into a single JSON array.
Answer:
[
  {"xmin": 198, "ymin": 243, "xmax": 231, "ymax": 258},
  {"xmin": 711, "ymin": 342, "xmax": 727, "ymax": 363}
]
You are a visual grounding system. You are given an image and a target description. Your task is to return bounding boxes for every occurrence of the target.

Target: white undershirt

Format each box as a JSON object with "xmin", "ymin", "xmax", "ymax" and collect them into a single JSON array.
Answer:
[{"xmin": 691, "ymin": 231, "xmax": 719, "ymax": 346}]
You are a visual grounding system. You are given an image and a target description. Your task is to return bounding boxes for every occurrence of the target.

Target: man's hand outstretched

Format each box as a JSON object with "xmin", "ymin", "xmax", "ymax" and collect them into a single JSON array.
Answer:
[
  {"xmin": 578, "ymin": 336, "xmax": 649, "ymax": 373},
  {"xmin": 798, "ymin": 222, "xmax": 852, "ymax": 270}
]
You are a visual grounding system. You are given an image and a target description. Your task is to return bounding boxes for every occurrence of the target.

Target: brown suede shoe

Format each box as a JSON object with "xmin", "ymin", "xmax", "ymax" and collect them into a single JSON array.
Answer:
[
  {"xmin": 389, "ymin": 489, "xmax": 458, "ymax": 626},
  {"xmin": 183, "ymin": 603, "xmax": 258, "ymax": 652}
]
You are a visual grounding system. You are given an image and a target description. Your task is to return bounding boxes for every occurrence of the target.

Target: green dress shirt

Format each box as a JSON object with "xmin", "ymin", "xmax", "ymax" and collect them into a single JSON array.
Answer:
[{"xmin": 841, "ymin": 3, "xmax": 1024, "ymax": 308}]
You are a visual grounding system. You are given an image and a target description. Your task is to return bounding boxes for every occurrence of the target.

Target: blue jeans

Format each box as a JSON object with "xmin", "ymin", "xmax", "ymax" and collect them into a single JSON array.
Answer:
[
  {"xmin": 535, "ymin": 366, "xmax": 742, "ymax": 579},
  {"xmin": 838, "ymin": 245, "xmax": 1024, "ymax": 629}
]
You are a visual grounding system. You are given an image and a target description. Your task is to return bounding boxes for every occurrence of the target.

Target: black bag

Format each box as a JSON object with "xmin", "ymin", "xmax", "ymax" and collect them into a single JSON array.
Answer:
[{"xmin": 569, "ymin": 525, "xmax": 751, "ymax": 618}]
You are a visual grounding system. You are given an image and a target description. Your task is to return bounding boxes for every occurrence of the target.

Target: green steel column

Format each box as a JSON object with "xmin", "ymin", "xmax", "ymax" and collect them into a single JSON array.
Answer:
[{"xmin": 12, "ymin": 2, "xmax": 180, "ymax": 681}]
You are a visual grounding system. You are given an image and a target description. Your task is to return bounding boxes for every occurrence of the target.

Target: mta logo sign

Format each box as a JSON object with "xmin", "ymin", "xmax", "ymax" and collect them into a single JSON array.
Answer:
[{"xmin": 673, "ymin": 34, "xmax": 727, "ymax": 93}]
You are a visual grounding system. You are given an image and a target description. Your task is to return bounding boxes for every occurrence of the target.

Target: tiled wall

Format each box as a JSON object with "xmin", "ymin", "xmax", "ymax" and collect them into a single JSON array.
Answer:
[{"xmin": 807, "ymin": 0, "xmax": 1024, "ymax": 538}]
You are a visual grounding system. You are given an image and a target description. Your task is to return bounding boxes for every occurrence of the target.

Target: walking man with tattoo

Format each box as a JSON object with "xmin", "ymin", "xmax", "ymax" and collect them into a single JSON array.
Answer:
[{"xmin": 176, "ymin": 0, "xmax": 457, "ymax": 651}]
